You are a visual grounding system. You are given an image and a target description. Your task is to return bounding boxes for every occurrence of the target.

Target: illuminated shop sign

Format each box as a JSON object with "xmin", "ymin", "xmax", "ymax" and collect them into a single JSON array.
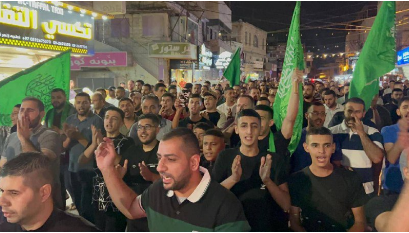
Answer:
[
  {"xmin": 397, "ymin": 47, "xmax": 409, "ymax": 66},
  {"xmin": 0, "ymin": 1, "xmax": 94, "ymax": 54}
]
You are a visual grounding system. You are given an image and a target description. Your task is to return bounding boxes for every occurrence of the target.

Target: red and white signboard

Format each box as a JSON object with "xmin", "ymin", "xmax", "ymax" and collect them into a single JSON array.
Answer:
[{"xmin": 71, "ymin": 52, "xmax": 127, "ymax": 70}]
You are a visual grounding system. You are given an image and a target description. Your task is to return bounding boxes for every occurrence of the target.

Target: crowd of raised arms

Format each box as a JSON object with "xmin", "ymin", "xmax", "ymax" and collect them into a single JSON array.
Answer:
[{"xmin": 1, "ymin": 74, "xmax": 409, "ymax": 232}]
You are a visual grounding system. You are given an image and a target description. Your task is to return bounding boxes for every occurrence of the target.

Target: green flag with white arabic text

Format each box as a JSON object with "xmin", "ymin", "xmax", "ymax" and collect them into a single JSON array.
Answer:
[
  {"xmin": 349, "ymin": 1, "xmax": 396, "ymax": 110},
  {"xmin": 0, "ymin": 50, "xmax": 71, "ymax": 126},
  {"xmin": 272, "ymin": 1, "xmax": 304, "ymax": 154}
]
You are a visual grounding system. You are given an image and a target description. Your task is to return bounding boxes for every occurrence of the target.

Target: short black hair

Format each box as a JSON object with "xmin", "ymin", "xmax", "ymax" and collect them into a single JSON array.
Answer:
[
  {"xmin": 346, "ymin": 97, "xmax": 365, "ymax": 110},
  {"xmin": 185, "ymin": 83, "xmax": 193, "ymax": 89},
  {"xmin": 236, "ymin": 109, "xmax": 261, "ymax": 122},
  {"xmin": 51, "ymin": 88, "xmax": 66, "ymax": 96},
  {"xmin": 75, "ymin": 92, "xmax": 91, "ymax": 102},
  {"xmin": 204, "ymin": 128, "xmax": 224, "ymax": 139},
  {"xmin": 162, "ymin": 92, "xmax": 175, "ymax": 101},
  {"xmin": 162, "ymin": 128, "xmax": 200, "ymax": 157},
  {"xmin": 142, "ymin": 94, "xmax": 160, "ymax": 106},
  {"xmin": 0, "ymin": 152, "xmax": 54, "ymax": 191},
  {"xmin": 224, "ymin": 87, "xmax": 233, "ymax": 92},
  {"xmin": 136, "ymin": 80, "xmax": 144, "ymax": 85},
  {"xmin": 22, "ymin": 97, "xmax": 45, "ymax": 112},
  {"xmin": 307, "ymin": 102, "xmax": 325, "ymax": 112},
  {"xmin": 154, "ymin": 83, "xmax": 166, "ymax": 92},
  {"xmin": 143, "ymin": 84, "xmax": 152, "ymax": 90},
  {"xmin": 14, "ymin": 104, "xmax": 21, "ymax": 108},
  {"xmin": 105, "ymin": 106, "xmax": 125, "ymax": 120},
  {"xmin": 323, "ymin": 89, "xmax": 337, "ymax": 98},
  {"xmin": 306, "ymin": 127, "xmax": 333, "ymax": 141},
  {"xmin": 255, "ymin": 104, "xmax": 274, "ymax": 119},
  {"xmin": 203, "ymin": 92, "xmax": 216, "ymax": 99},
  {"xmin": 138, "ymin": 113, "xmax": 160, "ymax": 126},
  {"xmin": 95, "ymin": 87, "xmax": 106, "ymax": 93},
  {"xmin": 119, "ymin": 97, "xmax": 133, "ymax": 106},
  {"xmin": 168, "ymin": 85, "xmax": 177, "ymax": 91},
  {"xmin": 204, "ymin": 81, "xmax": 211, "ymax": 85},
  {"xmin": 190, "ymin": 94, "xmax": 202, "ymax": 100},
  {"xmin": 194, "ymin": 83, "xmax": 202, "ymax": 88},
  {"xmin": 238, "ymin": 95, "xmax": 255, "ymax": 107},
  {"xmin": 398, "ymin": 97, "xmax": 409, "ymax": 108},
  {"xmin": 392, "ymin": 88, "xmax": 403, "ymax": 94},
  {"xmin": 116, "ymin": 86, "xmax": 125, "ymax": 91},
  {"xmin": 193, "ymin": 122, "xmax": 213, "ymax": 131}
]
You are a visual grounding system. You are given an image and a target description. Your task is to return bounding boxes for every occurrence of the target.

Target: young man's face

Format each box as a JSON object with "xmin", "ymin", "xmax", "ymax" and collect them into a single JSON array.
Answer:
[
  {"xmin": 193, "ymin": 128, "xmax": 206, "ymax": 149},
  {"xmin": 203, "ymin": 135, "xmax": 225, "ymax": 162},
  {"xmin": 237, "ymin": 97, "xmax": 253, "ymax": 112},
  {"xmin": 51, "ymin": 91, "xmax": 66, "ymax": 110},
  {"xmin": 169, "ymin": 88, "xmax": 177, "ymax": 97},
  {"xmin": 204, "ymin": 96, "xmax": 216, "ymax": 110},
  {"xmin": 127, "ymin": 81, "xmax": 135, "ymax": 91},
  {"xmin": 303, "ymin": 85, "xmax": 314, "ymax": 99},
  {"xmin": 161, "ymin": 96, "xmax": 174, "ymax": 111},
  {"xmin": 250, "ymin": 89, "xmax": 260, "ymax": 101},
  {"xmin": 74, "ymin": 96, "xmax": 91, "ymax": 117},
  {"xmin": 119, "ymin": 100, "xmax": 135, "ymax": 118},
  {"xmin": 193, "ymin": 85, "xmax": 201, "ymax": 94},
  {"xmin": 135, "ymin": 82, "xmax": 143, "ymax": 91},
  {"xmin": 392, "ymin": 91, "xmax": 404, "ymax": 102},
  {"xmin": 344, "ymin": 102, "xmax": 365, "ymax": 128},
  {"xmin": 397, "ymin": 100, "xmax": 409, "ymax": 122},
  {"xmin": 225, "ymin": 90, "xmax": 235, "ymax": 102},
  {"xmin": 19, "ymin": 100, "xmax": 44, "ymax": 129},
  {"xmin": 0, "ymin": 175, "xmax": 45, "ymax": 226},
  {"xmin": 235, "ymin": 116, "xmax": 260, "ymax": 147},
  {"xmin": 142, "ymin": 86, "xmax": 151, "ymax": 96},
  {"xmin": 154, "ymin": 87, "xmax": 166, "ymax": 100},
  {"xmin": 142, "ymin": 99, "xmax": 160, "ymax": 115},
  {"xmin": 115, "ymin": 89, "xmax": 125, "ymax": 100},
  {"xmin": 306, "ymin": 105, "xmax": 326, "ymax": 128},
  {"xmin": 104, "ymin": 110, "xmax": 123, "ymax": 134},
  {"xmin": 255, "ymin": 110, "xmax": 273, "ymax": 137},
  {"xmin": 188, "ymin": 97, "xmax": 202, "ymax": 115},
  {"xmin": 303, "ymin": 134, "xmax": 335, "ymax": 168},
  {"xmin": 137, "ymin": 118, "xmax": 159, "ymax": 145},
  {"xmin": 323, "ymin": 94, "xmax": 337, "ymax": 109}
]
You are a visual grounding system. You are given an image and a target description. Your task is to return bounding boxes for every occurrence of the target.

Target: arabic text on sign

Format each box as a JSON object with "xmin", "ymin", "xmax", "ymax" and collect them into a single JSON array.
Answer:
[{"xmin": 0, "ymin": 3, "xmax": 38, "ymax": 29}]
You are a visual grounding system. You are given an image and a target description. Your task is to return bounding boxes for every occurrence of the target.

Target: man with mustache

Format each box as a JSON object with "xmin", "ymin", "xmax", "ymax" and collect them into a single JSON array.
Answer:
[
  {"xmin": 323, "ymin": 90, "xmax": 344, "ymax": 128},
  {"xmin": 95, "ymin": 128, "xmax": 250, "ymax": 231},
  {"xmin": 64, "ymin": 92, "xmax": 104, "ymax": 223},
  {"xmin": 384, "ymin": 88, "xmax": 404, "ymax": 124},
  {"xmin": 303, "ymin": 83, "xmax": 315, "ymax": 128},
  {"xmin": 291, "ymin": 102, "xmax": 341, "ymax": 174},
  {"xmin": 118, "ymin": 98, "xmax": 137, "ymax": 136},
  {"xmin": 330, "ymin": 98, "xmax": 384, "ymax": 197}
]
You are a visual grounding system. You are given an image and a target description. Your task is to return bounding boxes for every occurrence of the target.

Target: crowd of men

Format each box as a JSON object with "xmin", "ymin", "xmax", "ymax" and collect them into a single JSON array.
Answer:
[{"xmin": 1, "ymin": 75, "xmax": 409, "ymax": 232}]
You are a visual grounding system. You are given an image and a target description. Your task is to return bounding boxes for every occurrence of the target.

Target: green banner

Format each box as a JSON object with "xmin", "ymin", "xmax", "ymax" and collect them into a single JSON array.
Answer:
[
  {"xmin": 273, "ymin": 1, "xmax": 305, "ymax": 154},
  {"xmin": 349, "ymin": 1, "xmax": 396, "ymax": 110},
  {"xmin": 223, "ymin": 47, "xmax": 241, "ymax": 87},
  {"xmin": 0, "ymin": 50, "xmax": 71, "ymax": 126}
]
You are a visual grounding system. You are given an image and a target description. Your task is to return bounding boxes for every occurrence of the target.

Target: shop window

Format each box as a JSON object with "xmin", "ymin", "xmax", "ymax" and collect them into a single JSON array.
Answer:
[
  {"xmin": 143, "ymin": 14, "xmax": 165, "ymax": 37},
  {"xmin": 111, "ymin": 18, "xmax": 130, "ymax": 38},
  {"xmin": 171, "ymin": 16, "xmax": 187, "ymax": 42},
  {"xmin": 187, "ymin": 19, "xmax": 198, "ymax": 45}
]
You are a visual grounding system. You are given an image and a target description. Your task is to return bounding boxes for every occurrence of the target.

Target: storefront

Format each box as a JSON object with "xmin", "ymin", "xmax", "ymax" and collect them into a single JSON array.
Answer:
[
  {"xmin": 0, "ymin": 1, "xmax": 111, "ymax": 80},
  {"xmin": 397, "ymin": 46, "xmax": 409, "ymax": 79}
]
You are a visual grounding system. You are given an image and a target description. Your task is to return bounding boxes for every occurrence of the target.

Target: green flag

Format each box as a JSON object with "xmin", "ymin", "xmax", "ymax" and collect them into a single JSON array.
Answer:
[
  {"xmin": 272, "ymin": 1, "xmax": 305, "ymax": 154},
  {"xmin": 244, "ymin": 74, "xmax": 251, "ymax": 84},
  {"xmin": 223, "ymin": 47, "xmax": 241, "ymax": 86},
  {"xmin": 349, "ymin": 1, "xmax": 396, "ymax": 110},
  {"xmin": 0, "ymin": 50, "xmax": 71, "ymax": 126}
]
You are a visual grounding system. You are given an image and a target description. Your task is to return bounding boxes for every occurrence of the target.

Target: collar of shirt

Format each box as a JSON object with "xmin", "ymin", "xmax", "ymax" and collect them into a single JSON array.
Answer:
[
  {"xmin": 325, "ymin": 103, "xmax": 343, "ymax": 112},
  {"xmin": 31, "ymin": 124, "xmax": 45, "ymax": 136},
  {"xmin": 74, "ymin": 112, "xmax": 95, "ymax": 122},
  {"xmin": 166, "ymin": 166, "xmax": 211, "ymax": 203}
]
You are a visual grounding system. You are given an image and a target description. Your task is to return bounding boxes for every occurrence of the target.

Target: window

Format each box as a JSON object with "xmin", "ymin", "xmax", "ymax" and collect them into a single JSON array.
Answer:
[
  {"xmin": 249, "ymin": 33, "xmax": 251, "ymax": 46},
  {"xmin": 245, "ymin": 32, "xmax": 247, "ymax": 45},
  {"xmin": 262, "ymin": 39, "xmax": 264, "ymax": 50},
  {"xmin": 254, "ymin": 35, "xmax": 258, "ymax": 48}
]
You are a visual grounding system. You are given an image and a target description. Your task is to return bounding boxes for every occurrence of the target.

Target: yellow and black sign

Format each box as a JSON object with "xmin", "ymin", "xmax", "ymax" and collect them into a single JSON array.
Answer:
[{"xmin": 0, "ymin": 1, "xmax": 94, "ymax": 54}]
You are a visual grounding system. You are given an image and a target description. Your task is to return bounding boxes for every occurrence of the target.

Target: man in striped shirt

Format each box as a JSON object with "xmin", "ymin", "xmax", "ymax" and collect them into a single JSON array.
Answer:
[{"xmin": 330, "ymin": 97, "xmax": 384, "ymax": 196}]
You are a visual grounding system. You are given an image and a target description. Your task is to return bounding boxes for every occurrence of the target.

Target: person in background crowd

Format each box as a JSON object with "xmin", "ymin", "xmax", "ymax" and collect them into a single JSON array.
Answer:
[
  {"xmin": 115, "ymin": 87, "xmax": 126, "ymax": 101},
  {"xmin": 0, "ymin": 152, "xmax": 99, "ymax": 232},
  {"xmin": 118, "ymin": 98, "xmax": 137, "ymax": 136},
  {"xmin": 249, "ymin": 87, "xmax": 261, "ymax": 104},
  {"xmin": 193, "ymin": 122, "xmax": 213, "ymax": 153},
  {"xmin": 364, "ymin": 94, "xmax": 393, "ymax": 131},
  {"xmin": 257, "ymin": 97, "xmax": 270, "ymax": 106},
  {"xmin": 303, "ymin": 83, "xmax": 315, "ymax": 128},
  {"xmin": 107, "ymin": 86, "xmax": 119, "ymax": 107},
  {"xmin": 160, "ymin": 93, "xmax": 179, "ymax": 121},
  {"xmin": 153, "ymin": 83, "xmax": 166, "ymax": 100},
  {"xmin": 337, "ymin": 83, "xmax": 350, "ymax": 105},
  {"xmin": 91, "ymin": 92, "xmax": 108, "ymax": 119},
  {"xmin": 213, "ymin": 109, "xmax": 291, "ymax": 231},
  {"xmin": 174, "ymin": 94, "xmax": 213, "ymax": 129},
  {"xmin": 382, "ymin": 80, "xmax": 395, "ymax": 103},
  {"xmin": 168, "ymin": 85, "xmax": 177, "ymax": 97},
  {"xmin": 78, "ymin": 107, "xmax": 134, "ymax": 232},
  {"xmin": 322, "ymin": 90, "xmax": 344, "ymax": 127},
  {"xmin": 135, "ymin": 80, "xmax": 144, "ymax": 93},
  {"xmin": 141, "ymin": 84, "xmax": 152, "ymax": 96},
  {"xmin": 95, "ymin": 128, "xmax": 251, "ymax": 231},
  {"xmin": 200, "ymin": 85, "xmax": 209, "ymax": 97},
  {"xmin": 95, "ymin": 88, "xmax": 114, "ymax": 109},
  {"xmin": 384, "ymin": 88, "xmax": 404, "ymax": 124},
  {"xmin": 64, "ymin": 92, "xmax": 104, "ymax": 223},
  {"xmin": 217, "ymin": 88, "xmax": 237, "ymax": 119},
  {"xmin": 314, "ymin": 81, "xmax": 325, "ymax": 100},
  {"xmin": 129, "ymin": 95, "xmax": 173, "ymax": 145},
  {"xmin": 201, "ymin": 92, "xmax": 226, "ymax": 128},
  {"xmin": 192, "ymin": 83, "xmax": 202, "ymax": 95},
  {"xmin": 330, "ymin": 97, "xmax": 384, "ymax": 197},
  {"xmin": 233, "ymin": 85, "xmax": 241, "ymax": 98},
  {"xmin": 289, "ymin": 127, "xmax": 367, "ymax": 232},
  {"xmin": 127, "ymin": 80, "xmax": 135, "ymax": 93},
  {"xmin": 0, "ymin": 104, "xmax": 20, "ymax": 155},
  {"xmin": 200, "ymin": 129, "xmax": 225, "ymax": 173},
  {"xmin": 130, "ymin": 91, "xmax": 143, "ymax": 117}
]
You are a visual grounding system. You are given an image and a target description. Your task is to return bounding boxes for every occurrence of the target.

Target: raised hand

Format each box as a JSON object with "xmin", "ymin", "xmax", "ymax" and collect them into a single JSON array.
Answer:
[
  {"xmin": 139, "ymin": 161, "xmax": 154, "ymax": 181},
  {"xmin": 17, "ymin": 113, "xmax": 31, "ymax": 140},
  {"xmin": 115, "ymin": 159, "xmax": 128, "ymax": 179},
  {"xmin": 200, "ymin": 110, "xmax": 210, "ymax": 120},
  {"xmin": 350, "ymin": 115, "xmax": 365, "ymax": 135},
  {"xmin": 231, "ymin": 155, "xmax": 242, "ymax": 182},
  {"xmin": 95, "ymin": 137, "xmax": 118, "ymax": 172},
  {"xmin": 259, "ymin": 154, "xmax": 272, "ymax": 184}
]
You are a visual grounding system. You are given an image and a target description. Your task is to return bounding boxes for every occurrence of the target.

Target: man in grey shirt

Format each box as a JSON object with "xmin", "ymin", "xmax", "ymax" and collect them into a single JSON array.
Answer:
[
  {"xmin": 0, "ymin": 97, "xmax": 62, "ymax": 208},
  {"xmin": 64, "ymin": 92, "xmax": 103, "ymax": 224}
]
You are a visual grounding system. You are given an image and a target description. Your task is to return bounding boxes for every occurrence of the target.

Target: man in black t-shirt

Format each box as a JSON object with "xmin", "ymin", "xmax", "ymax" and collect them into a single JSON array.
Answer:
[
  {"xmin": 200, "ymin": 129, "xmax": 225, "ymax": 173},
  {"xmin": 176, "ymin": 94, "xmax": 214, "ymax": 129},
  {"xmin": 288, "ymin": 127, "xmax": 367, "ymax": 232},
  {"xmin": 213, "ymin": 109, "xmax": 291, "ymax": 231},
  {"xmin": 0, "ymin": 152, "xmax": 99, "ymax": 232},
  {"xmin": 122, "ymin": 114, "xmax": 161, "ymax": 232}
]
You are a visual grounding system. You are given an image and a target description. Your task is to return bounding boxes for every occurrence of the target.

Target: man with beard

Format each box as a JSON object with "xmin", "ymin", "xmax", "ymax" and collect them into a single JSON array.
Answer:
[
  {"xmin": 135, "ymin": 80, "xmax": 144, "ymax": 93},
  {"xmin": 115, "ymin": 87, "xmax": 126, "ymax": 101},
  {"xmin": 200, "ymin": 129, "xmax": 225, "ymax": 173},
  {"xmin": 141, "ymin": 84, "xmax": 152, "ymax": 96},
  {"xmin": 233, "ymin": 85, "xmax": 241, "ymax": 98},
  {"xmin": 121, "ymin": 114, "xmax": 161, "ymax": 231},
  {"xmin": 44, "ymin": 88, "xmax": 76, "ymax": 210},
  {"xmin": 213, "ymin": 109, "xmax": 290, "ymax": 231},
  {"xmin": 64, "ymin": 92, "xmax": 104, "ymax": 223},
  {"xmin": 330, "ymin": 98, "xmax": 384, "ymax": 196},
  {"xmin": 174, "ymin": 94, "xmax": 213, "ymax": 129},
  {"xmin": 129, "ymin": 95, "xmax": 173, "ymax": 145},
  {"xmin": 303, "ymin": 83, "xmax": 315, "ymax": 128},
  {"xmin": 384, "ymin": 88, "xmax": 404, "ymax": 124},
  {"xmin": 314, "ymin": 81, "xmax": 324, "ymax": 100},
  {"xmin": 249, "ymin": 87, "xmax": 260, "ymax": 104},
  {"xmin": 118, "ymin": 98, "xmax": 137, "ymax": 136},
  {"xmin": 0, "ymin": 97, "xmax": 63, "ymax": 209},
  {"xmin": 78, "ymin": 107, "xmax": 134, "ymax": 231},
  {"xmin": 288, "ymin": 127, "xmax": 367, "ymax": 232},
  {"xmin": 323, "ymin": 90, "xmax": 344, "ymax": 127},
  {"xmin": 130, "ymin": 91, "xmax": 143, "ymax": 117},
  {"xmin": 0, "ymin": 152, "xmax": 99, "ymax": 232},
  {"xmin": 95, "ymin": 128, "xmax": 250, "ymax": 231},
  {"xmin": 95, "ymin": 88, "xmax": 115, "ymax": 109},
  {"xmin": 91, "ymin": 92, "xmax": 108, "ymax": 119},
  {"xmin": 192, "ymin": 84, "xmax": 202, "ymax": 95},
  {"xmin": 291, "ymin": 102, "xmax": 342, "ymax": 173},
  {"xmin": 201, "ymin": 92, "xmax": 226, "ymax": 128}
]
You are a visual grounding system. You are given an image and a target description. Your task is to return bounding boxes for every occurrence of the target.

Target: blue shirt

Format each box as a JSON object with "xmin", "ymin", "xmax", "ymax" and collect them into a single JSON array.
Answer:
[
  {"xmin": 291, "ymin": 128, "xmax": 342, "ymax": 174},
  {"xmin": 381, "ymin": 124, "xmax": 404, "ymax": 193}
]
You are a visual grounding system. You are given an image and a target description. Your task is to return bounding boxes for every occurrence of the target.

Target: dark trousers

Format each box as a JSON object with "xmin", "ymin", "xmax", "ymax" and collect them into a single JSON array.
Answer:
[
  {"xmin": 127, "ymin": 218, "xmax": 149, "ymax": 232},
  {"xmin": 70, "ymin": 170, "xmax": 95, "ymax": 223},
  {"xmin": 94, "ymin": 204, "xmax": 127, "ymax": 232}
]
